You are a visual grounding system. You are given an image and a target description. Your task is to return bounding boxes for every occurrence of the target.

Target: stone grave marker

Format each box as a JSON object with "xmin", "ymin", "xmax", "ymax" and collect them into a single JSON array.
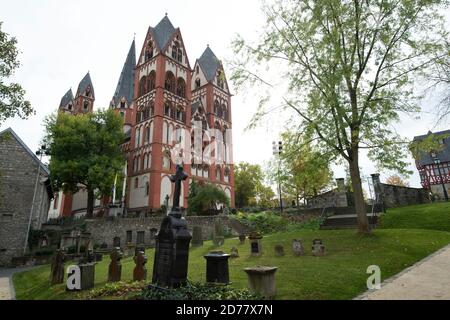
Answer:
[
  {"xmin": 312, "ymin": 239, "xmax": 325, "ymax": 256},
  {"xmin": 230, "ymin": 246, "xmax": 239, "ymax": 258},
  {"xmin": 239, "ymin": 234, "xmax": 246, "ymax": 244},
  {"xmin": 292, "ymin": 239, "xmax": 304, "ymax": 256},
  {"xmin": 204, "ymin": 251, "xmax": 231, "ymax": 284},
  {"xmin": 78, "ymin": 262, "xmax": 95, "ymax": 290},
  {"xmin": 244, "ymin": 266, "xmax": 278, "ymax": 299},
  {"xmin": 108, "ymin": 247, "xmax": 123, "ymax": 282},
  {"xmin": 249, "ymin": 233, "xmax": 263, "ymax": 257},
  {"xmin": 191, "ymin": 225, "xmax": 203, "ymax": 247},
  {"xmin": 213, "ymin": 220, "xmax": 225, "ymax": 246},
  {"xmin": 152, "ymin": 164, "xmax": 192, "ymax": 288},
  {"xmin": 133, "ymin": 250, "xmax": 148, "ymax": 281},
  {"xmin": 50, "ymin": 249, "xmax": 65, "ymax": 285},
  {"xmin": 274, "ymin": 245, "xmax": 285, "ymax": 257}
]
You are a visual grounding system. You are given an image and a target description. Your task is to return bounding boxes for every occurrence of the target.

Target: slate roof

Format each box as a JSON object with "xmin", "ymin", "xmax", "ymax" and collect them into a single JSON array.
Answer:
[
  {"xmin": 413, "ymin": 129, "xmax": 450, "ymax": 165},
  {"xmin": 59, "ymin": 89, "xmax": 73, "ymax": 108},
  {"xmin": 0, "ymin": 127, "xmax": 50, "ymax": 175},
  {"xmin": 76, "ymin": 72, "xmax": 95, "ymax": 99},
  {"xmin": 112, "ymin": 40, "xmax": 136, "ymax": 106},
  {"xmin": 198, "ymin": 46, "xmax": 221, "ymax": 82},
  {"xmin": 150, "ymin": 15, "xmax": 176, "ymax": 50}
]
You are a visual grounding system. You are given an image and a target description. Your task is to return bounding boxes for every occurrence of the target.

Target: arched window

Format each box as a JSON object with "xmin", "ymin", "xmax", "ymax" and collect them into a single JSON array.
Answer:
[
  {"xmin": 163, "ymin": 152, "xmax": 171, "ymax": 169},
  {"xmin": 139, "ymin": 76, "xmax": 147, "ymax": 96},
  {"xmin": 144, "ymin": 153, "xmax": 149, "ymax": 169},
  {"xmin": 176, "ymin": 108, "xmax": 183, "ymax": 122},
  {"xmin": 83, "ymin": 100, "xmax": 89, "ymax": 111},
  {"xmin": 196, "ymin": 65, "xmax": 199, "ymax": 74},
  {"xmin": 177, "ymin": 48, "xmax": 183, "ymax": 63},
  {"xmin": 164, "ymin": 103, "xmax": 171, "ymax": 117},
  {"xmin": 145, "ymin": 181, "xmax": 149, "ymax": 196},
  {"xmin": 172, "ymin": 45, "xmax": 178, "ymax": 59},
  {"xmin": 148, "ymin": 153, "xmax": 152, "ymax": 168},
  {"xmin": 224, "ymin": 167, "xmax": 230, "ymax": 183},
  {"xmin": 147, "ymin": 71, "xmax": 156, "ymax": 91},
  {"xmin": 176, "ymin": 78, "xmax": 186, "ymax": 98},
  {"xmin": 134, "ymin": 177, "xmax": 139, "ymax": 188},
  {"xmin": 163, "ymin": 121, "xmax": 169, "ymax": 144},
  {"xmin": 145, "ymin": 42, "xmax": 153, "ymax": 61},
  {"xmin": 217, "ymin": 71, "xmax": 224, "ymax": 89},
  {"xmin": 68, "ymin": 103, "xmax": 72, "ymax": 111},
  {"xmin": 165, "ymin": 72, "xmax": 175, "ymax": 93},
  {"xmin": 195, "ymin": 78, "xmax": 201, "ymax": 89},
  {"xmin": 135, "ymin": 127, "xmax": 141, "ymax": 147},
  {"xmin": 216, "ymin": 166, "xmax": 221, "ymax": 181},
  {"xmin": 137, "ymin": 155, "xmax": 141, "ymax": 171},
  {"xmin": 120, "ymin": 101, "xmax": 126, "ymax": 109},
  {"xmin": 214, "ymin": 100, "xmax": 220, "ymax": 115}
]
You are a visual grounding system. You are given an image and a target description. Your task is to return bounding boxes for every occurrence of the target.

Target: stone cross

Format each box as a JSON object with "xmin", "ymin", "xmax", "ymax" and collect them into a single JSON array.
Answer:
[
  {"xmin": 50, "ymin": 249, "xmax": 65, "ymax": 285},
  {"xmin": 133, "ymin": 251, "xmax": 148, "ymax": 281},
  {"xmin": 169, "ymin": 164, "xmax": 188, "ymax": 211},
  {"xmin": 108, "ymin": 247, "xmax": 123, "ymax": 282}
]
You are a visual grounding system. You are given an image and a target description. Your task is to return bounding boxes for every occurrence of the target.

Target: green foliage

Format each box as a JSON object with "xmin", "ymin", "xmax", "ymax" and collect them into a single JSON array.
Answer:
[
  {"xmin": 88, "ymin": 281, "xmax": 147, "ymax": 299},
  {"xmin": 234, "ymin": 162, "xmax": 273, "ymax": 208},
  {"xmin": 268, "ymin": 131, "xmax": 333, "ymax": 204},
  {"xmin": 34, "ymin": 249, "xmax": 54, "ymax": 257},
  {"xmin": 187, "ymin": 180, "xmax": 230, "ymax": 215},
  {"xmin": 234, "ymin": 211, "xmax": 289, "ymax": 234},
  {"xmin": 137, "ymin": 282, "xmax": 261, "ymax": 300},
  {"xmin": 44, "ymin": 109, "xmax": 125, "ymax": 216},
  {"xmin": 231, "ymin": 0, "xmax": 448, "ymax": 232},
  {"xmin": 0, "ymin": 22, "xmax": 34, "ymax": 125}
]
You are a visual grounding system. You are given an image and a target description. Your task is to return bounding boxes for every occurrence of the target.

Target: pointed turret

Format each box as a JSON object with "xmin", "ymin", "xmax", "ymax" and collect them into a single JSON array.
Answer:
[
  {"xmin": 150, "ymin": 15, "xmax": 176, "ymax": 50},
  {"xmin": 111, "ymin": 39, "xmax": 136, "ymax": 109},
  {"xmin": 198, "ymin": 46, "xmax": 221, "ymax": 82},
  {"xmin": 59, "ymin": 88, "xmax": 74, "ymax": 112},
  {"xmin": 73, "ymin": 72, "xmax": 95, "ymax": 113}
]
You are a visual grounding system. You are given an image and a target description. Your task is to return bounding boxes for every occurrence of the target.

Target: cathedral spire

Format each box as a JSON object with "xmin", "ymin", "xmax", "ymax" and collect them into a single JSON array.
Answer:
[{"xmin": 111, "ymin": 39, "xmax": 136, "ymax": 108}]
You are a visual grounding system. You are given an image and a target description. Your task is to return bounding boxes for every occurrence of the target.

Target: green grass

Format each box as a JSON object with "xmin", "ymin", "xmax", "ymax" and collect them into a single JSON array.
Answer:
[
  {"xmin": 13, "ymin": 228, "xmax": 450, "ymax": 300},
  {"xmin": 380, "ymin": 201, "xmax": 450, "ymax": 232}
]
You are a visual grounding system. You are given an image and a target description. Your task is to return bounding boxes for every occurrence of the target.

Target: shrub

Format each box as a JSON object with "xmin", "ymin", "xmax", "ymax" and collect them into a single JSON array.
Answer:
[
  {"xmin": 136, "ymin": 282, "xmax": 261, "ymax": 300},
  {"xmin": 87, "ymin": 281, "xmax": 147, "ymax": 299},
  {"xmin": 34, "ymin": 249, "xmax": 54, "ymax": 257},
  {"xmin": 234, "ymin": 211, "xmax": 288, "ymax": 234}
]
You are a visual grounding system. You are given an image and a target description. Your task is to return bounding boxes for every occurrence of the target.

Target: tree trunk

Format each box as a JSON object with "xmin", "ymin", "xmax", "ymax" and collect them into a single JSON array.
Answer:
[
  {"xmin": 348, "ymin": 154, "xmax": 370, "ymax": 234},
  {"xmin": 86, "ymin": 188, "xmax": 95, "ymax": 217}
]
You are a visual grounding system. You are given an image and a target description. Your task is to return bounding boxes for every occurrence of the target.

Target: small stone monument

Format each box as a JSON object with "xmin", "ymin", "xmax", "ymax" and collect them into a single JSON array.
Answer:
[
  {"xmin": 50, "ymin": 249, "xmax": 65, "ymax": 285},
  {"xmin": 108, "ymin": 247, "xmax": 123, "ymax": 282},
  {"xmin": 312, "ymin": 239, "xmax": 325, "ymax": 256},
  {"xmin": 249, "ymin": 233, "xmax": 263, "ymax": 257},
  {"xmin": 292, "ymin": 239, "xmax": 304, "ymax": 256},
  {"xmin": 191, "ymin": 225, "xmax": 204, "ymax": 247},
  {"xmin": 239, "ymin": 234, "xmax": 246, "ymax": 244},
  {"xmin": 133, "ymin": 250, "xmax": 148, "ymax": 281},
  {"xmin": 244, "ymin": 266, "xmax": 278, "ymax": 299},
  {"xmin": 204, "ymin": 251, "xmax": 231, "ymax": 284},
  {"xmin": 230, "ymin": 246, "xmax": 239, "ymax": 258},
  {"xmin": 274, "ymin": 245, "xmax": 285, "ymax": 257},
  {"xmin": 152, "ymin": 165, "xmax": 192, "ymax": 288}
]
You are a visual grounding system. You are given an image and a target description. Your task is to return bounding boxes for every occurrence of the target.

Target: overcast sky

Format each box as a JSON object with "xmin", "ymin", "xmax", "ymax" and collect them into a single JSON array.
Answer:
[{"xmin": 1, "ymin": 0, "xmax": 448, "ymax": 193}]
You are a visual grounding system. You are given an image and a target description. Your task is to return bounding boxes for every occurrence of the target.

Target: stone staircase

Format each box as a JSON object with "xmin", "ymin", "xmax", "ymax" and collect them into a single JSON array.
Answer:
[{"xmin": 319, "ymin": 206, "xmax": 381, "ymax": 230}]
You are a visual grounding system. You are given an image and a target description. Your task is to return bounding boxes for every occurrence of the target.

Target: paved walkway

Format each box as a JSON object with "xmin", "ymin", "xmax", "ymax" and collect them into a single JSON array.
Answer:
[
  {"xmin": 356, "ymin": 244, "xmax": 450, "ymax": 300},
  {"xmin": 0, "ymin": 267, "xmax": 37, "ymax": 300}
]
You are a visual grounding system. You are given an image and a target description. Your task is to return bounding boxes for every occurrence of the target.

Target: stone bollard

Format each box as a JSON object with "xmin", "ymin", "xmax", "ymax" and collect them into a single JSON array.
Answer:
[
  {"xmin": 248, "ymin": 233, "xmax": 263, "ymax": 257},
  {"xmin": 204, "ymin": 251, "xmax": 231, "ymax": 284},
  {"xmin": 292, "ymin": 239, "xmax": 304, "ymax": 256},
  {"xmin": 274, "ymin": 245, "xmax": 285, "ymax": 257},
  {"xmin": 244, "ymin": 266, "xmax": 278, "ymax": 299},
  {"xmin": 312, "ymin": 239, "xmax": 325, "ymax": 256}
]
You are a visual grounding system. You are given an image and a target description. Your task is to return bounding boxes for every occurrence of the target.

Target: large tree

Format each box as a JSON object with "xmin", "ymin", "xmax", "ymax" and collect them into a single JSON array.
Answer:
[
  {"xmin": 187, "ymin": 179, "xmax": 230, "ymax": 215},
  {"xmin": 44, "ymin": 109, "xmax": 125, "ymax": 217},
  {"xmin": 268, "ymin": 131, "xmax": 333, "ymax": 206},
  {"xmin": 0, "ymin": 22, "xmax": 33, "ymax": 125},
  {"xmin": 234, "ymin": 162, "xmax": 268, "ymax": 208},
  {"xmin": 231, "ymin": 0, "xmax": 448, "ymax": 233}
]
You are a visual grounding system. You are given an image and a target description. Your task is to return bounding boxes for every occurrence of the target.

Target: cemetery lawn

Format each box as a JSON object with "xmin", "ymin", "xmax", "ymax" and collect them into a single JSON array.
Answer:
[
  {"xmin": 13, "ymin": 228, "xmax": 450, "ymax": 300},
  {"xmin": 379, "ymin": 201, "xmax": 450, "ymax": 232}
]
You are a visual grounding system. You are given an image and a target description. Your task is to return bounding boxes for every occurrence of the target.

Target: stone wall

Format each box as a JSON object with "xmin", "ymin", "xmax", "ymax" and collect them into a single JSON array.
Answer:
[
  {"xmin": 0, "ymin": 130, "xmax": 51, "ymax": 266},
  {"xmin": 84, "ymin": 215, "xmax": 244, "ymax": 248},
  {"xmin": 379, "ymin": 183, "xmax": 429, "ymax": 208},
  {"xmin": 307, "ymin": 190, "xmax": 349, "ymax": 209}
]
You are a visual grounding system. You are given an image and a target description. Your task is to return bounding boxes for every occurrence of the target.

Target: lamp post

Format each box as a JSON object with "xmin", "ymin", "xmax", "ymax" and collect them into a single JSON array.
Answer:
[
  {"xmin": 23, "ymin": 144, "xmax": 49, "ymax": 255},
  {"xmin": 431, "ymin": 152, "xmax": 449, "ymax": 201},
  {"xmin": 272, "ymin": 141, "xmax": 283, "ymax": 213}
]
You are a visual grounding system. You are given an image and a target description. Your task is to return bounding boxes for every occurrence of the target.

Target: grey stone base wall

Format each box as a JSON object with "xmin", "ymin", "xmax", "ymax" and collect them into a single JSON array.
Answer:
[
  {"xmin": 84, "ymin": 215, "xmax": 240, "ymax": 248},
  {"xmin": 379, "ymin": 183, "xmax": 429, "ymax": 208}
]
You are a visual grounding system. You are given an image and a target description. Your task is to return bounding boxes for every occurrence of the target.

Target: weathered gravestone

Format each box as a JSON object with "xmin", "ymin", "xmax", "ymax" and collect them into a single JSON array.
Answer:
[
  {"xmin": 249, "ymin": 233, "xmax": 263, "ymax": 257},
  {"xmin": 204, "ymin": 251, "xmax": 231, "ymax": 284},
  {"xmin": 133, "ymin": 251, "xmax": 148, "ymax": 281},
  {"xmin": 312, "ymin": 239, "xmax": 326, "ymax": 256},
  {"xmin": 78, "ymin": 262, "xmax": 95, "ymax": 290},
  {"xmin": 191, "ymin": 225, "xmax": 204, "ymax": 247},
  {"xmin": 152, "ymin": 165, "xmax": 192, "ymax": 288},
  {"xmin": 244, "ymin": 266, "xmax": 278, "ymax": 299},
  {"xmin": 213, "ymin": 220, "xmax": 225, "ymax": 246},
  {"xmin": 113, "ymin": 237, "xmax": 121, "ymax": 248},
  {"xmin": 239, "ymin": 234, "xmax": 246, "ymax": 244},
  {"xmin": 274, "ymin": 245, "xmax": 285, "ymax": 257},
  {"xmin": 50, "ymin": 249, "xmax": 65, "ymax": 285},
  {"xmin": 108, "ymin": 247, "xmax": 123, "ymax": 282},
  {"xmin": 149, "ymin": 228, "xmax": 158, "ymax": 247},
  {"xmin": 230, "ymin": 246, "xmax": 239, "ymax": 258},
  {"xmin": 292, "ymin": 239, "xmax": 305, "ymax": 256}
]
